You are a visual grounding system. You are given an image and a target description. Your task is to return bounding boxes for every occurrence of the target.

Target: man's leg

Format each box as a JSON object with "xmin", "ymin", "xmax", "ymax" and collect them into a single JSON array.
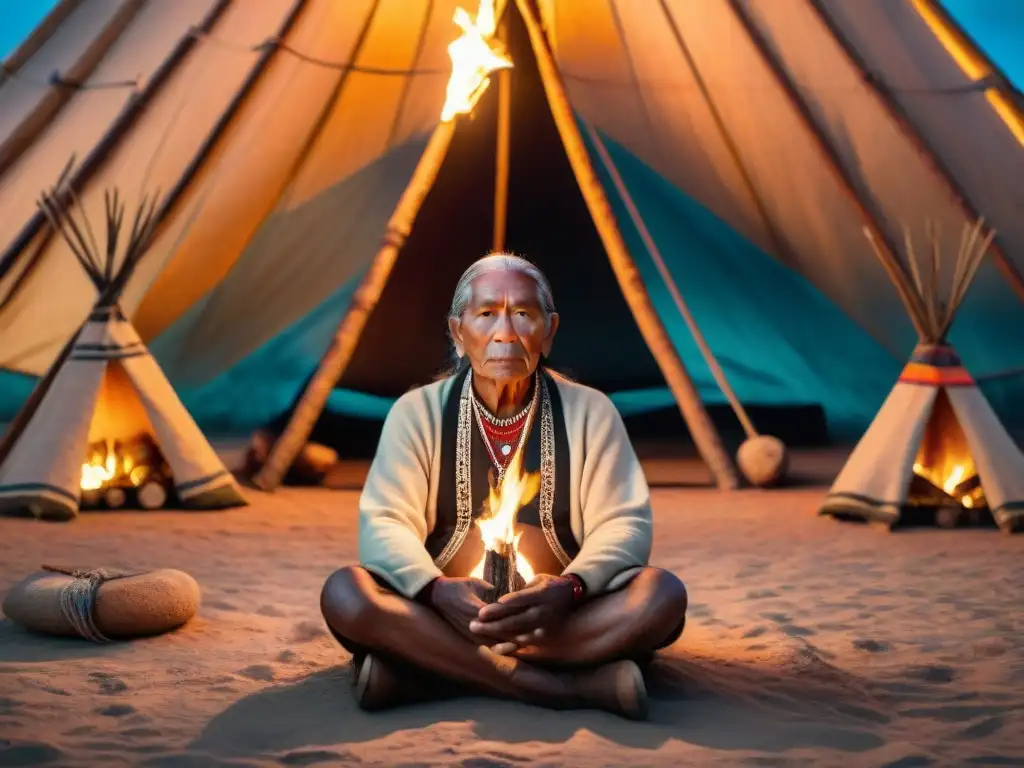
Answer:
[
  {"xmin": 509, "ymin": 567, "xmax": 688, "ymax": 666},
  {"xmin": 320, "ymin": 565, "xmax": 644, "ymax": 715}
]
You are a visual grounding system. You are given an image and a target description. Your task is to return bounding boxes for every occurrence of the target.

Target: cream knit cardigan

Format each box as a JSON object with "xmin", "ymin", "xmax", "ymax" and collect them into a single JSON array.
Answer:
[{"xmin": 358, "ymin": 372, "xmax": 653, "ymax": 599}]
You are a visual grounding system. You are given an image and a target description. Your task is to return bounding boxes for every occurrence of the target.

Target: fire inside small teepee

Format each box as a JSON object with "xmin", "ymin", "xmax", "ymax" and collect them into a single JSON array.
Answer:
[
  {"xmin": 470, "ymin": 447, "xmax": 538, "ymax": 602},
  {"xmin": 909, "ymin": 390, "xmax": 986, "ymax": 511},
  {"xmin": 78, "ymin": 361, "xmax": 173, "ymax": 511}
]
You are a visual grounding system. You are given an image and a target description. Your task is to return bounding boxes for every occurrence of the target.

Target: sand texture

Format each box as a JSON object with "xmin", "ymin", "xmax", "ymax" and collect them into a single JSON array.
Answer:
[{"xmin": 1, "ymin": 485, "xmax": 1023, "ymax": 767}]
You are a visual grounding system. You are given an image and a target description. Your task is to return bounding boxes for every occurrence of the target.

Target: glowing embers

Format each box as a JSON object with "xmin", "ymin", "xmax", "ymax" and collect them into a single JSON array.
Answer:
[
  {"xmin": 907, "ymin": 390, "xmax": 987, "ymax": 527},
  {"xmin": 79, "ymin": 436, "xmax": 171, "ymax": 510}
]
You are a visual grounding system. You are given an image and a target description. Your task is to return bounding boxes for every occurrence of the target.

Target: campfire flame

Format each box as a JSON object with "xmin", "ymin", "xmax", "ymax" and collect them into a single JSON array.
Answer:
[
  {"xmin": 913, "ymin": 461, "xmax": 975, "ymax": 507},
  {"xmin": 471, "ymin": 447, "xmax": 537, "ymax": 584},
  {"xmin": 440, "ymin": 0, "xmax": 513, "ymax": 122},
  {"xmin": 80, "ymin": 439, "xmax": 150, "ymax": 491}
]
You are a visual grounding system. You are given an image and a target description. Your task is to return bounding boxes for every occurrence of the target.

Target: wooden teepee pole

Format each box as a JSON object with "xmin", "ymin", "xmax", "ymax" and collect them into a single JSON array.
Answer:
[
  {"xmin": 252, "ymin": 123, "xmax": 456, "ymax": 491},
  {"xmin": 493, "ymin": 20, "xmax": 512, "ymax": 253},
  {"xmin": 908, "ymin": 0, "xmax": 1024, "ymax": 146},
  {"xmin": 516, "ymin": 0, "xmax": 738, "ymax": 489}
]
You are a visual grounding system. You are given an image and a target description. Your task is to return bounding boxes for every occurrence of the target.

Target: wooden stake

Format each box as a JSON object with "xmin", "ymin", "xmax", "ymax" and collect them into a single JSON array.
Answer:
[
  {"xmin": 253, "ymin": 122, "xmax": 457, "ymax": 491},
  {"xmin": 516, "ymin": 0, "xmax": 738, "ymax": 489},
  {"xmin": 493, "ymin": 20, "xmax": 512, "ymax": 253}
]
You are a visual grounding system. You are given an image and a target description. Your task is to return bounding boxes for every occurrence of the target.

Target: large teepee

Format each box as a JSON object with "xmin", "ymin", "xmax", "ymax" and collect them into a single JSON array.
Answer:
[
  {"xmin": 0, "ymin": 178, "xmax": 247, "ymax": 521},
  {"xmin": 0, "ymin": 0, "xmax": 1023, "ymax": 491},
  {"xmin": 820, "ymin": 221, "xmax": 1024, "ymax": 533}
]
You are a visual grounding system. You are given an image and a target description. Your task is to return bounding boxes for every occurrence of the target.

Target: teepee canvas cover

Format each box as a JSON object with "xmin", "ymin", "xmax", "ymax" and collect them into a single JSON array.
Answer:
[
  {"xmin": 0, "ymin": 184, "xmax": 246, "ymax": 521},
  {"xmin": 820, "ymin": 223, "xmax": 1024, "ymax": 533},
  {"xmin": 0, "ymin": 0, "xmax": 1023, "ymax": 491}
]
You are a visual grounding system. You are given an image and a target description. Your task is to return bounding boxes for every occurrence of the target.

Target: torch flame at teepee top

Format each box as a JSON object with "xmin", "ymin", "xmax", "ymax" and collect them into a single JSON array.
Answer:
[
  {"xmin": 441, "ymin": 0, "xmax": 513, "ymax": 122},
  {"xmin": 471, "ymin": 447, "xmax": 538, "ymax": 583}
]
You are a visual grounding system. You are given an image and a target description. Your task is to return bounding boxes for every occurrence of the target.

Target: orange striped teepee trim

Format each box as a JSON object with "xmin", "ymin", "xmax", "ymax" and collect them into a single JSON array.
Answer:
[{"xmin": 898, "ymin": 361, "xmax": 974, "ymax": 387}]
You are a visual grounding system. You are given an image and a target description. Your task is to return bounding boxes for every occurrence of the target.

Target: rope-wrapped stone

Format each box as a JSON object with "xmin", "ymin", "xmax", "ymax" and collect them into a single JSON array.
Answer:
[{"xmin": 2, "ymin": 566, "xmax": 201, "ymax": 641}]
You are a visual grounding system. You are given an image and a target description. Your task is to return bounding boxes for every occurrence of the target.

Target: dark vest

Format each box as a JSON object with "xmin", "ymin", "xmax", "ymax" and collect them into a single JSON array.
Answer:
[{"xmin": 425, "ymin": 367, "xmax": 580, "ymax": 577}]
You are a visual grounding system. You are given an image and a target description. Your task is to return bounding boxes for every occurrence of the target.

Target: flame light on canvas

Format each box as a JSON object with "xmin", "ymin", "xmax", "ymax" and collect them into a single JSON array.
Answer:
[
  {"xmin": 441, "ymin": 0, "xmax": 513, "ymax": 122},
  {"xmin": 471, "ymin": 448, "xmax": 537, "ymax": 593}
]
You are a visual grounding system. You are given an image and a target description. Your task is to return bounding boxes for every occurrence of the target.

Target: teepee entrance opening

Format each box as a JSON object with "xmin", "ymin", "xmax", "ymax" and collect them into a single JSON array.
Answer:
[
  {"xmin": 252, "ymin": 0, "xmax": 817, "ymax": 492},
  {"xmin": 321, "ymin": 2, "xmax": 667, "ymax": 412},
  {"xmin": 906, "ymin": 389, "xmax": 986, "ymax": 524},
  {"xmin": 79, "ymin": 359, "xmax": 174, "ymax": 511}
]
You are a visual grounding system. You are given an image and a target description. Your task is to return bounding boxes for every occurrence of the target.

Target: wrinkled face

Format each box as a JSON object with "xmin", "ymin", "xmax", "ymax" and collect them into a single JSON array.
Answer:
[{"xmin": 449, "ymin": 269, "xmax": 559, "ymax": 382}]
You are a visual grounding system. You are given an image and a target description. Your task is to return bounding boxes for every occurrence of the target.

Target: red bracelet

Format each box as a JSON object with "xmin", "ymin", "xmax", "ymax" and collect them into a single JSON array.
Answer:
[{"xmin": 565, "ymin": 573, "xmax": 586, "ymax": 605}]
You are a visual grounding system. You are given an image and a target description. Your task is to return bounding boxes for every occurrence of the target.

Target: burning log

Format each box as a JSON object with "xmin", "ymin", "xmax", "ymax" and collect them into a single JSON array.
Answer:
[
  {"xmin": 137, "ymin": 481, "xmax": 168, "ymax": 510},
  {"xmin": 482, "ymin": 540, "xmax": 528, "ymax": 603},
  {"xmin": 79, "ymin": 435, "xmax": 173, "ymax": 510},
  {"xmin": 471, "ymin": 447, "xmax": 539, "ymax": 604},
  {"xmin": 103, "ymin": 487, "xmax": 127, "ymax": 509},
  {"xmin": 909, "ymin": 459, "xmax": 988, "ymax": 528},
  {"xmin": 80, "ymin": 488, "xmax": 102, "ymax": 509}
]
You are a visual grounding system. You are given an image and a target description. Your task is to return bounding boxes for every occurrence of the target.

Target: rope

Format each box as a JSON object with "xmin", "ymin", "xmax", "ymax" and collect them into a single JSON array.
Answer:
[
  {"xmin": 976, "ymin": 365, "xmax": 1024, "ymax": 383},
  {"xmin": 0, "ymin": 62, "xmax": 140, "ymax": 92},
  {"xmin": 188, "ymin": 28, "xmax": 446, "ymax": 76},
  {"xmin": 3, "ymin": 16, "xmax": 1013, "ymax": 93},
  {"xmin": 40, "ymin": 565, "xmax": 137, "ymax": 643},
  {"xmin": 580, "ymin": 117, "xmax": 760, "ymax": 440}
]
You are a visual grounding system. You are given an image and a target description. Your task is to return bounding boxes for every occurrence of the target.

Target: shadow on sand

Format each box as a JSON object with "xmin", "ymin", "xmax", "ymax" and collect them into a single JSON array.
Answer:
[
  {"xmin": 0, "ymin": 620, "xmax": 123, "ymax": 662},
  {"xmin": 188, "ymin": 651, "xmax": 887, "ymax": 760}
]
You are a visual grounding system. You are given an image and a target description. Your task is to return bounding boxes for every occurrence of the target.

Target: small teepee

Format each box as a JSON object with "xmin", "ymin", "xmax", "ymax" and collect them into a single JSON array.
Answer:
[
  {"xmin": 820, "ymin": 221, "xmax": 1023, "ymax": 533},
  {"xmin": 0, "ymin": 179, "xmax": 247, "ymax": 521}
]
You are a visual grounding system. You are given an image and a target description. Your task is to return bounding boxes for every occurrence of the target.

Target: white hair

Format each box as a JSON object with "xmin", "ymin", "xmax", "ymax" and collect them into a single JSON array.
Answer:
[
  {"xmin": 446, "ymin": 252, "xmax": 556, "ymax": 369},
  {"xmin": 448, "ymin": 252, "xmax": 556, "ymax": 325}
]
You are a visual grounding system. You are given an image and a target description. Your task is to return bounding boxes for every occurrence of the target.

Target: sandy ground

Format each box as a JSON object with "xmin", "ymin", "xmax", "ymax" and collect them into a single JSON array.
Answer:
[{"xmin": 2, "ymin": 477, "xmax": 1024, "ymax": 767}]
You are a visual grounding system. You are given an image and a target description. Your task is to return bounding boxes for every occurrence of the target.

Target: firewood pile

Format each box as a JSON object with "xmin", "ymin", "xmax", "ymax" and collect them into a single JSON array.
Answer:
[
  {"xmin": 907, "ymin": 471, "xmax": 988, "ymax": 528},
  {"xmin": 79, "ymin": 435, "xmax": 176, "ymax": 510}
]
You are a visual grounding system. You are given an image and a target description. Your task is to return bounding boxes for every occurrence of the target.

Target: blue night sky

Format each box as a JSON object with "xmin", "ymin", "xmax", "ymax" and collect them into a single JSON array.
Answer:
[{"xmin": 0, "ymin": 1, "xmax": 1021, "ymax": 86}]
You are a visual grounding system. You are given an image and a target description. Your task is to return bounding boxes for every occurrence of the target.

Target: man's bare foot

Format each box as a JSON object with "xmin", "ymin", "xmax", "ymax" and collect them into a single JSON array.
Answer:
[
  {"xmin": 572, "ymin": 660, "xmax": 649, "ymax": 720},
  {"xmin": 353, "ymin": 654, "xmax": 461, "ymax": 711},
  {"xmin": 353, "ymin": 654, "xmax": 398, "ymax": 711},
  {"xmin": 354, "ymin": 651, "xmax": 648, "ymax": 719}
]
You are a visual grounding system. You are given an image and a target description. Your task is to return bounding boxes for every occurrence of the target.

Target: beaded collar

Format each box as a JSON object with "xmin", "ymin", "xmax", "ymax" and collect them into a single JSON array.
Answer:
[{"xmin": 471, "ymin": 373, "xmax": 539, "ymax": 479}]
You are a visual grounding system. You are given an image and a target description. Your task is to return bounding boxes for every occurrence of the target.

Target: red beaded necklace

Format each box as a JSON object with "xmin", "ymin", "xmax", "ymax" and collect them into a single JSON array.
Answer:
[
  {"xmin": 472, "ymin": 376, "xmax": 538, "ymax": 477},
  {"xmin": 478, "ymin": 418, "xmax": 528, "ymax": 471}
]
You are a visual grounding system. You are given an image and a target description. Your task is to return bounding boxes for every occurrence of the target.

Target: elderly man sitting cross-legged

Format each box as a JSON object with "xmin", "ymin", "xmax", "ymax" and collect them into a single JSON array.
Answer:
[{"xmin": 320, "ymin": 253, "xmax": 688, "ymax": 719}]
